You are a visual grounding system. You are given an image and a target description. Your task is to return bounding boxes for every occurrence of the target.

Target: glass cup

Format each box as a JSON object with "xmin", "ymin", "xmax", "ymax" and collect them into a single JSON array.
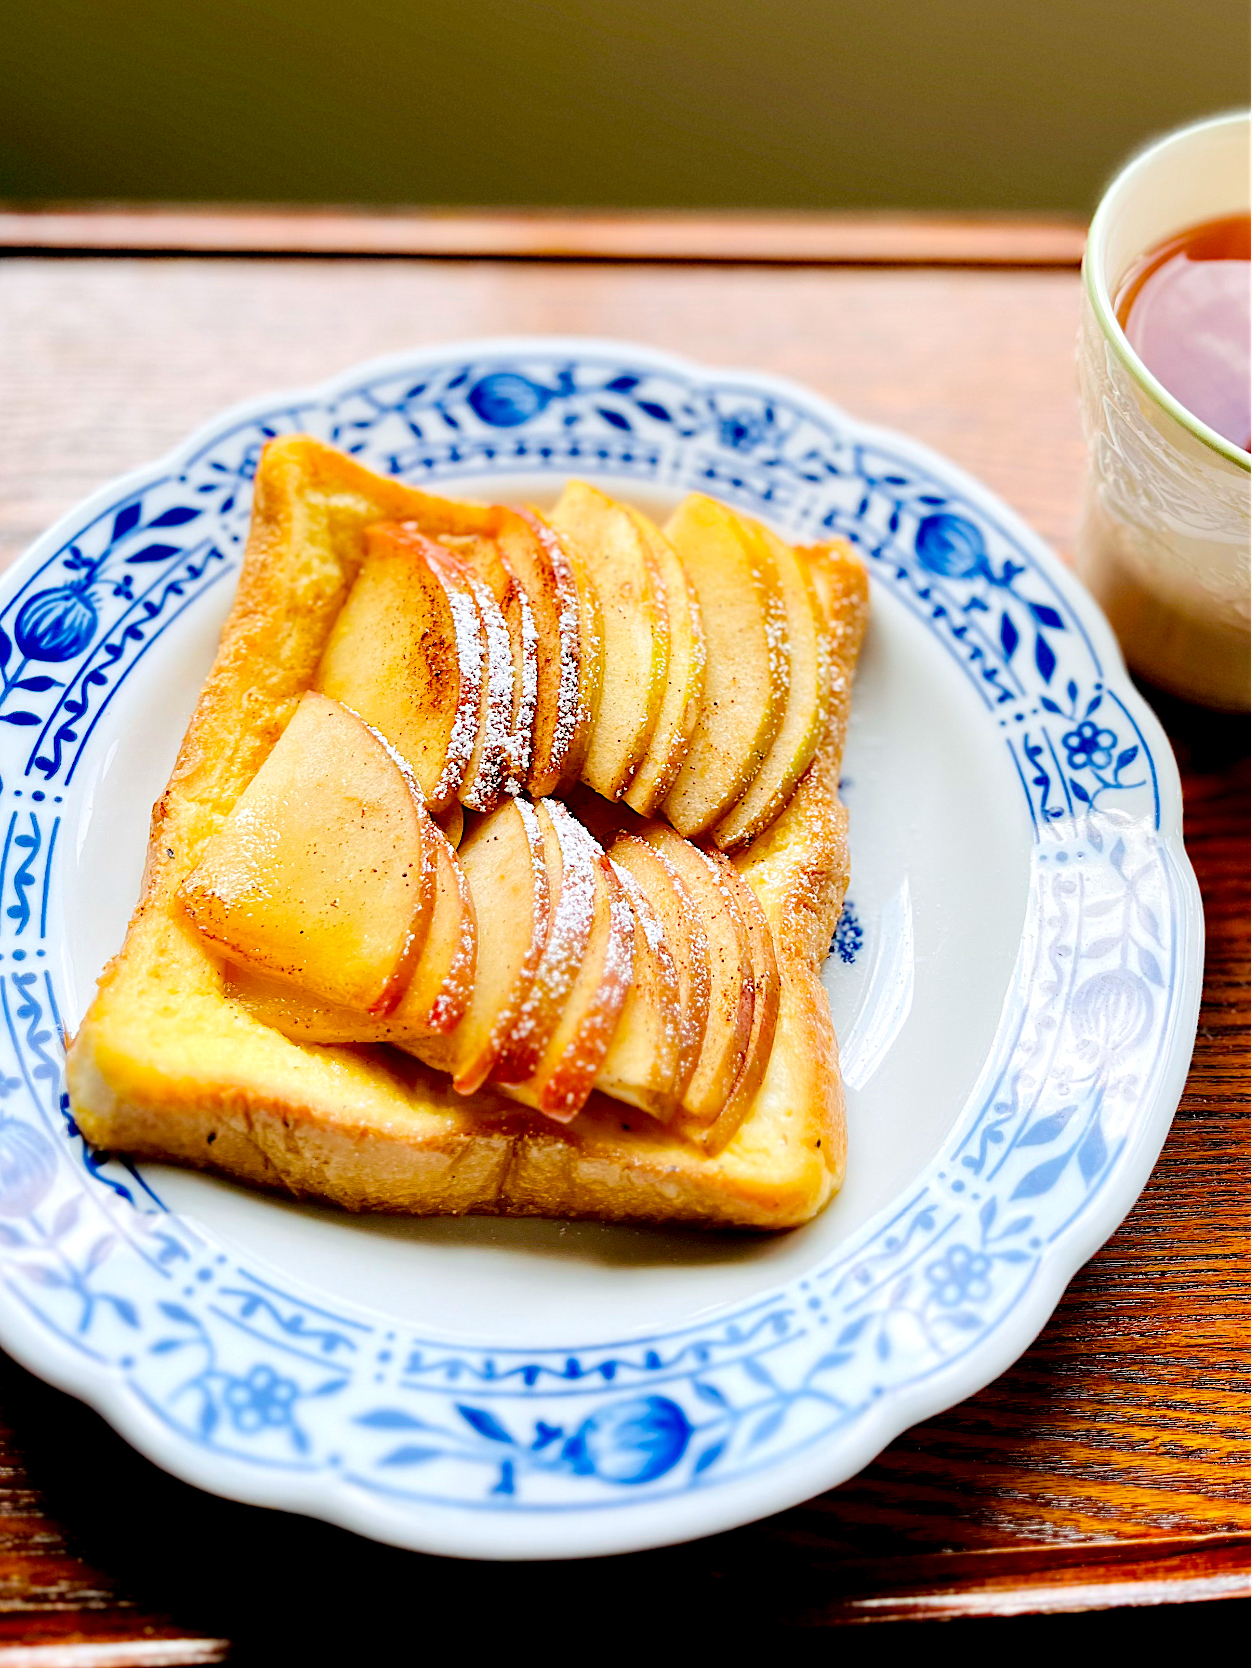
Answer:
[{"xmin": 1076, "ymin": 111, "xmax": 1250, "ymax": 711}]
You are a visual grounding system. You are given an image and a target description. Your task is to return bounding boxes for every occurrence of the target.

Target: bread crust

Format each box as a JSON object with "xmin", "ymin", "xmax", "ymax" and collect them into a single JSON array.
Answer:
[{"xmin": 66, "ymin": 438, "xmax": 868, "ymax": 1230}]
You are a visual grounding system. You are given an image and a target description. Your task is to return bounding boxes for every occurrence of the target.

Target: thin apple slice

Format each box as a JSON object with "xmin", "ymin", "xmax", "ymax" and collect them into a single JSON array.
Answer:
[
  {"xmin": 437, "ymin": 531, "xmax": 537, "ymax": 792},
  {"xmin": 313, "ymin": 523, "xmax": 481, "ymax": 812},
  {"xmin": 548, "ymin": 482, "xmax": 668, "ymax": 801},
  {"xmin": 181, "ymin": 692, "xmax": 435, "ymax": 1014},
  {"xmin": 437, "ymin": 800, "xmax": 465, "ymax": 850},
  {"xmin": 424, "ymin": 542, "xmax": 513, "ymax": 812},
  {"xmin": 640, "ymin": 822, "xmax": 754, "ymax": 1125},
  {"xmin": 606, "ymin": 833, "xmax": 710, "ymax": 1112},
  {"xmin": 661, "ymin": 495, "xmax": 789, "ymax": 837},
  {"xmin": 493, "ymin": 799, "xmax": 599, "ymax": 1085},
  {"xmin": 713, "ymin": 523, "xmax": 831, "ymax": 852},
  {"xmin": 622, "ymin": 509, "xmax": 707, "ymax": 817},
  {"xmin": 499, "ymin": 849, "xmax": 635, "ymax": 1122},
  {"xmin": 594, "ymin": 861, "xmax": 683, "ymax": 1119},
  {"xmin": 227, "ymin": 817, "xmax": 476, "ymax": 1043},
  {"xmin": 414, "ymin": 797, "xmax": 550, "ymax": 1094},
  {"xmin": 511, "ymin": 507, "xmax": 604, "ymax": 796},
  {"xmin": 678, "ymin": 864, "xmax": 780, "ymax": 1153}
]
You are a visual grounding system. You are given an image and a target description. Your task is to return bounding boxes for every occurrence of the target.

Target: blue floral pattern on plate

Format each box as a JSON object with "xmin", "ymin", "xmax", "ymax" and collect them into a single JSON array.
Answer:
[{"xmin": 0, "ymin": 341, "xmax": 1200, "ymax": 1553}]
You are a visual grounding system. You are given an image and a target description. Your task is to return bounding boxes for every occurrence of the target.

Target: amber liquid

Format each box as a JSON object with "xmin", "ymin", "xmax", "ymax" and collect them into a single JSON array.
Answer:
[{"xmin": 1114, "ymin": 212, "xmax": 1251, "ymax": 452}]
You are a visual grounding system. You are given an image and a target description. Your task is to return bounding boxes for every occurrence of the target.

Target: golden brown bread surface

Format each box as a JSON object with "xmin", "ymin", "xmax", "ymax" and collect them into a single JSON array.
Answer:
[{"xmin": 66, "ymin": 437, "xmax": 869, "ymax": 1230}]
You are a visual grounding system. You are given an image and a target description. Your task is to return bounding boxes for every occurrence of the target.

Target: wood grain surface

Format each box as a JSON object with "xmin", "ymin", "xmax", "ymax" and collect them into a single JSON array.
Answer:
[{"xmin": 0, "ymin": 226, "xmax": 1246, "ymax": 1660}]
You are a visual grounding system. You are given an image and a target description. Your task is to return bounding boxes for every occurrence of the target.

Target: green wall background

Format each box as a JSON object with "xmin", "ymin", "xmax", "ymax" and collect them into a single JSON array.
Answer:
[{"xmin": 2, "ymin": 0, "xmax": 1247, "ymax": 212}]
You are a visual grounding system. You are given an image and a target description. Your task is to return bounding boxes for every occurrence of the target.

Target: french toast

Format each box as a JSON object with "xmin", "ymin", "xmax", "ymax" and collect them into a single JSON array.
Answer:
[{"xmin": 66, "ymin": 436, "xmax": 868, "ymax": 1229}]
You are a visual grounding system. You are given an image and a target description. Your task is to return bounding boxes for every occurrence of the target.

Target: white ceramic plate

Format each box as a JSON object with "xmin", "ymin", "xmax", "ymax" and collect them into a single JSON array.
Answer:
[{"xmin": 0, "ymin": 339, "xmax": 1202, "ymax": 1560}]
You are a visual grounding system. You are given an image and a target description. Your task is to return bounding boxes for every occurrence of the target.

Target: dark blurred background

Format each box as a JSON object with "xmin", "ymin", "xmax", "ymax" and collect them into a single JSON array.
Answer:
[{"xmin": 1, "ymin": 0, "xmax": 1247, "ymax": 213}]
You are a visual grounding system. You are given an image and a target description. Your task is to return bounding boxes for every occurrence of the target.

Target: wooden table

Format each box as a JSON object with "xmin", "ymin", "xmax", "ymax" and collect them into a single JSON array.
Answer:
[{"xmin": 0, "ymin": 208, "xmax": 1246, "ymax": 1660}]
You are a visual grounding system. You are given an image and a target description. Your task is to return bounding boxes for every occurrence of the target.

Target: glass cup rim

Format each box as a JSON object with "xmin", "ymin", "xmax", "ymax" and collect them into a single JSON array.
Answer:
[{"xmin": 1083, "ymin": 109, "xmax": 1251, "ymax": 475}]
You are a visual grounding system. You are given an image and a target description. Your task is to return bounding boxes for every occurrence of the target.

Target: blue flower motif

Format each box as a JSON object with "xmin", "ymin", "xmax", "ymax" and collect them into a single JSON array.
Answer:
[
  {"xmin": 833, "ymin": 898, "xmax": 863, "ymax": 965},
  {"xmin": 717, "ymin": 408, "xmax": 766, "ymax": 452},
  {"xmin": 13, "ymin": 586, "xmax": 98, "ymax": 662},
  {"xmin": 466, "ymin": 373, "xmax": 552, "ymax": 427},
  {"xmin": 1072, "ymin": 970, "xmax": 1153, "ymax": 1053},
  {"xmin": 0, "ymin": 1117, "xmax": 57, "ymax": 1218},
  {"xmin": 561, "ymin": 1395, "xmax": 692, "ymax": 1484},
  {"xmin": 223, "ymin": 1364, "xmax": 299, "ymax": 1433},
  {"xmin": 925, "ymin": 1244, "xmax": 992, "ymax": 1307},
  {"xmin": 914, "ymin": 513, "xmax": 987, "ymax": 579},
  {"xmin": 1062, "ymin": 719, "xmax": 1116, "ymax": 772}
]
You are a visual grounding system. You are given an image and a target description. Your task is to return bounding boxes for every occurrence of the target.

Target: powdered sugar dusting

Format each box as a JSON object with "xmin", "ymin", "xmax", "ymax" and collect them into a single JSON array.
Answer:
[
  {"xmin": 458, "ymin": 560, "xmax": 514, "ymax": 811},
  {"xmin": 424, "ymin": 825, "xmax": 477, "ymax": 1035},
  {"xmin": 423, "ymin": 545, "xmax": 483, "ymax": 807},
  {"xmin": 517, "ymin": 509, "xmax": 583, "ymax": 779},
  {"xmin": 509, "ymin": 577, "xmax": 538, "ymax": 790}
]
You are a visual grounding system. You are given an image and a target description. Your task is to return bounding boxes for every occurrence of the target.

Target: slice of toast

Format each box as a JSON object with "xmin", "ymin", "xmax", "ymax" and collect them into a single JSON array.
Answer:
[{"xmin": 66, "ymin": 437, "xmax": 868, "ymax": 1230}]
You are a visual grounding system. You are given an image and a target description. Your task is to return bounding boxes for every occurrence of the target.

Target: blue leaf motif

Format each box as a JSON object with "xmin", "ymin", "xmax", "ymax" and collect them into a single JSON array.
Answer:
[
  {"xmin": 1028, "ymin": 602, "xmax": 1065, "ymax": 630},
  {"xmin": 14, "ymin": 676, "xmax": 60, "ymax": 693},
  {"xmin": 0, "ymin": 712, "xmax": 41, "ymax": 727},
  {"xmin": 111, "ymin": 502, "xmax": 142, "ymax": 542},
  {"xmin": 1077, "ymin": 1118, "xmax": 1108, "ymax": 1182},
  {"xmin": 1070, "ymin": 778, "xmax": 1091, "ymax": 804},
  {"xmin": 355, "ymin": 1409, "xmax": 432, "ymax": 1430},
  {"xmin": 379, "ymin": 1445, "xmax": 441, "ymax": 1466},
  {"xmin": 835, "ymin": 1315, "xmax": 871, "ymax": 1347},
  {"xmin": 1040, "ymin": 696, "xmax": 1062, "ymax": 714},
  {"xmin": 1018, "ymin": 1111, "xmax": 1069, "ymax": 1147},
  {"xmin": 596, "ymin": 408, "xmax": 632, "ymax": 432},
  {"xmin": 693, "ymin": 1440, "xmax": 726, "ymax": 1476},
  {"xmin": 999, "ymin": 613, "xmax": 1019, "ymax": 660},
  {"xmin": 457, "ymin": 1405, "xmax": 514, "ymax": 1444},
  {"xmin": 747, "ymin": 1408, "xmax": 786, "ymax": 1448},
  {"xmin": 1034, "ymin": 631, "xmax": 1057, "ymax": 682},
  {"xmin": 636, "ymin": 400, "xmax": 672, "ymax": 422},
  {"xmin": 1137, "ymin": 946, "xmax": 1163, "ymax": 986},
  {"xmin": 1011, "ymin": 1150, "xmax": 1071, "ymax": 1199},
  {"xmin": 1116, "ymin": 746, "xmax": 1139, "ymax": 770},
  {"xmin": 741, "ymin": 1357, "xmax": 776, "ymax": 1387},
  {"xmin": 693, "ymin": 1380, "xmax": 729, "ymax": 1407},
  {"xmin": 149, "ymin": 505, "xmax": 201, "ymax": 528},
  {"xmin": 604, "ymin": 374, "xmax": 640, "ymax": 393}
]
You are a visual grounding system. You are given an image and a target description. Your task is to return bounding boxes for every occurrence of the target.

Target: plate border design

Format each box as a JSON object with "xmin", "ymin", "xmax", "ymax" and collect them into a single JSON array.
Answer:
[{"xmin": 0, "ymin": 339, "xmax": 1202, "ymax": 1559}]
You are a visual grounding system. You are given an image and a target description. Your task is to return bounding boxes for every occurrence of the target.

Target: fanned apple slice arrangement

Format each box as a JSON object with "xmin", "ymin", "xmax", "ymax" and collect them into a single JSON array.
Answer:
[{"xmin": 179, "ymin": 485, "xmax": 841, "ymax": 1155}]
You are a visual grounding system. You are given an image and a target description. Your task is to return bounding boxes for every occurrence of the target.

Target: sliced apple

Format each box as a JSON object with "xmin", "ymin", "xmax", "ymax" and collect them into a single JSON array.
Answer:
[
  {"xmin": 492, "ymin": 799, "xmax": 599, "ymax": 1084},
  {"xmin": 181, "ymin": 692, "xmax": 434, "ymax": 1014},
  {"xmin": 313, "ymin": 523, "xmax": 481, "ymax": 812},
  {"xmin": 713, "ymin": 523, "xmax": 831, "ymax": 852},
  {"xmin": 680, "ymin": 864, "xmax": 780, "ymax": 1153},
  {"xmin": 437, "ymin": 531, "xmax": 537, "ymax": 792},
  {"xmin": 227, "ymin": 816, "xmax": 476, "ymax": 1043},
  {"xmin": 606, "ymin": 833, "xmax": 710, "ymax": 1113},
  {"xmin": 424, "ymin": 541, "xmax": 514, "ymax": 812},
  {"xmin": 640, "ymin": 822, "xmax": 754, "ymax": 1125},
  {"xmin": 661, "ymin": 495, "xmax": 789, "ymax": 837},
  {"xmin": 548, "ymin": 482, "xmax": 668, "ymax": 801},
  {"xmin": 594, "ymin": 860, "xmax": 684, "ymax": 1119},
  {"xmin": 510, "ymin": 506, "xmax": 604, "ymax": 797},
  {"xmin": 622, "ymin": 509, "xmax": 707, "ymax": 817},
  {"xmin": 499, "ymin": 848, "xmax": 635, "ymax": 1122},
  {"xmin": 414, "ymin": 797, "xmax": 550, "ymax": 1094}
]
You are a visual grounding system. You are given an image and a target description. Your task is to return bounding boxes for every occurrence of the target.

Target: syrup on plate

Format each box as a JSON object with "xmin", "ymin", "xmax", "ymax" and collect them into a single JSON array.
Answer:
[{"xmin": 1115, "ymin": 212, "xmax": 1250, "ymax": 452}]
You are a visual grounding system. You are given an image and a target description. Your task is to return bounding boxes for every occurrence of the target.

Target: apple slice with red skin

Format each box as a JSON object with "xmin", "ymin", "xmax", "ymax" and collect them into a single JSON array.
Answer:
[
  {"xmin": 437, "ymin": 531, "xmax": 537, "ymax": 793},
  {"xmin": 639, "ymin": 822, "xmax": 754, "ymax": 1126},
  {"xmin": 498, "ymin": 847, "xmax": 635, "ymax": 1122},
  {"xmin": 423, "ymin": 541, "xmax": 514, "ymax": 812},
  {"xmin": 676, "ymin": 861, "xmax": 780, "ymax": 1153},
  {"xmin": 492, "ymin": 798, "xmax": 599, "ymax": 1086},
  {"xmin": 594, "ymin": 859, "xmax": 684, "ymax": 1119},
  {"xmin": 547, "ymin": 482, "xmax": 668, "ymax": 802},
  {"xmin": 313, "ymin": 523, "xmax": 482, "ymax": 812},
  {"xmin": 414, "ymin": 797, "xmax": 550, "ymax": 1094},
  {"xmin": 622, "ymin": 508, "xmax": 707, "ymax": 818},
  {"xmin": 226, "ymin": 818, "xmax": 476, "ymax": 1043},
  {"xmin": 661, "ymin": 495, "xmax": 789, "ymax": 837},
  {"xmin": 180, "ymin": 691, "xmax": 435, "ymax": 1014},
  {"xmin": 605, "ymin": 833, "xmax": 710, "ymax": 1115}
]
